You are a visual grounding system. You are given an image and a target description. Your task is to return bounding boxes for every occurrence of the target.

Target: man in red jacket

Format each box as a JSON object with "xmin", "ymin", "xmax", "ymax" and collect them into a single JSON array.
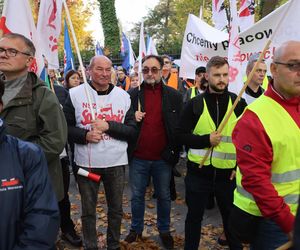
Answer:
[{"xmin": 228, "ymin": 41, "xmax": 300, "ymax": 249}]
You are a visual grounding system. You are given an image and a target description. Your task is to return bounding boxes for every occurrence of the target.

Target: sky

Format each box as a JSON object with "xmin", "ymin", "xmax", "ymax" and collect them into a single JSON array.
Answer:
[{"xmin": 85, "ymin": 0, "xmax": 159, "ymax": 44}]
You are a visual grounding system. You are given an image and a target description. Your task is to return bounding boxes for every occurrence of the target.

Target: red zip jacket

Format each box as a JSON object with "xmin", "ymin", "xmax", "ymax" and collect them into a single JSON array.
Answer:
[{"xmin": 232, "ymin": 82, "xmax": 300, "ymax": 233}]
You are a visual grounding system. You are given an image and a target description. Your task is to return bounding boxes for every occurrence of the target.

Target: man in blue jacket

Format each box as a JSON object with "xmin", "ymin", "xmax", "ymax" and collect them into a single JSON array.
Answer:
[{"xmin": 0, "ymin": 82, "xmax": 60, "ymax": 249}]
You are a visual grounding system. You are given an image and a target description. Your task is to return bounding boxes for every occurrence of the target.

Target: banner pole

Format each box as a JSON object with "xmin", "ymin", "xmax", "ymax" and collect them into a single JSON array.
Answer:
[
  {"xmin": 198, "ymin": 0, "xmax": 294, "ymax": 168},
  {"xmin": 62, "ymin": 0, "xmax": 95, "ymax": 120}
]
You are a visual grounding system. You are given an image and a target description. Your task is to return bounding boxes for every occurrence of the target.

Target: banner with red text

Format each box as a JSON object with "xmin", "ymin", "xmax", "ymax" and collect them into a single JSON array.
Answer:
[{"xmin": 180, "ymin": 1, "xmax": 300, "ymax": 80}]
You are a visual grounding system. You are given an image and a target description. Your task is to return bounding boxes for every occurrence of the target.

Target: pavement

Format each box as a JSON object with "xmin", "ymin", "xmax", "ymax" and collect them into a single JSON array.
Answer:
[{"xmin": 57, "ymin": 158, "xmax": 228, "ymax": 250}]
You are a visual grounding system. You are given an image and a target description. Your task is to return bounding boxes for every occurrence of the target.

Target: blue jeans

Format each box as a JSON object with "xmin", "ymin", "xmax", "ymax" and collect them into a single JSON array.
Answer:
[
  {"xmin": 129, "ymin": 157, "xmax": 172, "ymax": 233},
  {"xmin": 250, "ymin": 219, "xmax": 289, "ymax": 250}
]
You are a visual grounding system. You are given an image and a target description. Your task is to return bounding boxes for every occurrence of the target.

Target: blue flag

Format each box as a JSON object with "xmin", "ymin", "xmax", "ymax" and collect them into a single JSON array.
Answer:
[
  {"xmin": 95, "ymin": 41, "xmax": 103, "ymax": 55},
  {"xmin": 64, "ymin": 19, "xmax": 75, "ymax": 74},
  {"xmin": 121, "ymin": 32, "xmax": 133, "ymax": 72}
]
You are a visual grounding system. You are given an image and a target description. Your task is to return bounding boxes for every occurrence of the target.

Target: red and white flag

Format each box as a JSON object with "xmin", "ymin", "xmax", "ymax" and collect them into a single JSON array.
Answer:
[
  {"xmin": 37, "ymin": 0, "xmax": 63, "ymax": 69},
  {"xmin": 0, "ymin": 0, "xmax": 44, "ymax": 76},
  {"xmin": 239, "ymin": 0, "xmax": 255, "ymax": 32},
  {"xmin": 212, "ymin": 0, "xmax": 228, "ymax": 31},
  {"xmin": 228, "ymin": 0, "xmax": 243, "ymax": 96},
  {"xmin": 138, "ymin": 21, "xmax": 147, "ymax": 75}
]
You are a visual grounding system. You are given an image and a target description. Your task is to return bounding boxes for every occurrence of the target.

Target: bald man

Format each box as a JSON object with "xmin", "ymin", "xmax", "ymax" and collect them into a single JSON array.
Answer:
[
  {"xmin": 64, "ymin": 56, "xmax": 137, "ymax": 250},
  {"xmin": 227, "ymin": 41, "xmax": 300, "ymax": 249}
]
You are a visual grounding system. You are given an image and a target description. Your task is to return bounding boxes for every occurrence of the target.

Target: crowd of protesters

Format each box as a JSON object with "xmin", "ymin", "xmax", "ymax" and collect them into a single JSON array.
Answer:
[{"xmin": 0, "ymin": 32, "xmax": 299, "ymax": 250}]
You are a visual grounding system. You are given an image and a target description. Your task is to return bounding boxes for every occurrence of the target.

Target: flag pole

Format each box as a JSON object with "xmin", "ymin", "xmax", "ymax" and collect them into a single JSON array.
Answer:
[
  {"xmin": 198, "ymin": 0, "xmax": 294, "ymax": 168},
  {"xmin": 0, "ymin": 0, "xmax": 8, "ymax": 38},
  {"xmin": 62, "ymin": 0, "xmax": 95, "ymax": 120}
]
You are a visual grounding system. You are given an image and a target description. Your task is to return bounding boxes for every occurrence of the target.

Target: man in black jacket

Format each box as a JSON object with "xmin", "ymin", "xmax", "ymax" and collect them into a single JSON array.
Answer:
[
  {"xmin": 125, "ymin": 55, "xmax": 183, "ymax": 249},
  {"xmin": 64, "ymin": 56, "xmax": 137, "ymax": 250},
  {"xmin": 176, "ymin": 56, "xmax": 247, "ymax": 250}
]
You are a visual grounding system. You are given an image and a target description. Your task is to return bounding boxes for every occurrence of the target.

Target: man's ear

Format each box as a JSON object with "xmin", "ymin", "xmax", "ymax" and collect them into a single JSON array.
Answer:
[
  {"xmin": 270, "ymin": 63, "xmax": 277, "ymax": 78},
  {"xmin": 205, "ymin": 72, "xmax": 209, "ymax": 81},
  {"xmin": 26, "ymin": 56, "xmax": 34, "ymax": 67}
]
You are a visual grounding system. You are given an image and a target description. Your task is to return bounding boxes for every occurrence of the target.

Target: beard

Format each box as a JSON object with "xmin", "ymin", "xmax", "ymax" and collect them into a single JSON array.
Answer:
[
  {"xmin": 209, "ymin": 82, "xmax": 227, "ymax": 93},
  {"xmin": 144, "ymin": 78, "xmax": 161, "ymax": 86}
]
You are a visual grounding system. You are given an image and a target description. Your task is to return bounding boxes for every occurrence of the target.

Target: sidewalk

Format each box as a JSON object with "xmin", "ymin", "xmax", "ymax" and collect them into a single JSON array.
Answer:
[{"xmin": 57, "ymin": 158, "xmax": 228, "ymax": 250}]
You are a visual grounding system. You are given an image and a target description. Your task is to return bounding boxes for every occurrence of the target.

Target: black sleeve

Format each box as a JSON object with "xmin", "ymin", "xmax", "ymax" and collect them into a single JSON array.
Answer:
[
  {"xmin": 63, "ymin": 95, "xmax": 88, "ymax": 145},
  {"xmin": 233, "ymin": 96, "xmax": 248, "ymax": 117},
  {"xmin": 175, "ymin": 97, "xmax": 211, "ymax": 149},
  {"xmin": 106, "ymin": 105, "xmax": 138, "ymax": 142}
]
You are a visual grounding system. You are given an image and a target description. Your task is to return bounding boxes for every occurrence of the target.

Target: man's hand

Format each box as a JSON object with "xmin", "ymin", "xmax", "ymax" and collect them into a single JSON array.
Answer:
[
  {"xmin": 86, "ymin": 130, "xmax": 102, "ymax": 143},
  {"xmin": 135, "ymin": 111, "xmax": 146, "ymax": 122},
  {"xmin": 230, "ymin": 170, "xmax": 236, "ymax": 180},
  {"xmin": 210, "ymin": 131, "xmax": 222, "ymax": 146},
  {"xmin": 91, "ymin": 119, "xmax": 109, "ymax": 133}
]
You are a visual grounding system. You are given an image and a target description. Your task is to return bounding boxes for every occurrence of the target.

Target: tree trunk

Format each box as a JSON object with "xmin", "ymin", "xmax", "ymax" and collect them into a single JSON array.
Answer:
[{"xmin": 260, "ymin": 0, "xmax": 279, "ymax": 18}]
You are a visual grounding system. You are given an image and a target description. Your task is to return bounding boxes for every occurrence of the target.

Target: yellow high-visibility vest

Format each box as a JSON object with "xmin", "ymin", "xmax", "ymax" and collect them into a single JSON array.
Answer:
[
  {"xmin": 188, "ymin": 98, "xmax": 237, "ymax": 169},
  {"xmin": 234, "ymin": 95, "xmax": 300, "ymax": 216}
]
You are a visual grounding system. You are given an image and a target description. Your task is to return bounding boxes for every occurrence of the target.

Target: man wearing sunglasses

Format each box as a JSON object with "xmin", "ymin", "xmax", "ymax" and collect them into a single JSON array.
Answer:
[
  {"xmin": 228, "ymin": 41, "xmax": 300, "ymax": 249},
  {"xmin": 0, "ymin": 33, "xmax": 67, "ymax": 202},
  {"xmin": 125, "ymin": 55, "xmax": 183, "ymax": 249}
]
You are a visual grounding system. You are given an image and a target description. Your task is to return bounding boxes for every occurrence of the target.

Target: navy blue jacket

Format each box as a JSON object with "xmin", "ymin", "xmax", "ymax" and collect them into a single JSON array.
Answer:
[{"xmin": 0, "ymin": 119, "xmax": 59, "ymax": 250}]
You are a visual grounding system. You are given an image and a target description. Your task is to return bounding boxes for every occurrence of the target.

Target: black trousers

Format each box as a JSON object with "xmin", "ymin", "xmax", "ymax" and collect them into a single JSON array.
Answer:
[
  {"xmin": 184, "ymin": 162, "xmax": 236, "ymax": 250},
  {"xmin": 58, "ymin": 157, "xmax": 75, "ymax": 233}
]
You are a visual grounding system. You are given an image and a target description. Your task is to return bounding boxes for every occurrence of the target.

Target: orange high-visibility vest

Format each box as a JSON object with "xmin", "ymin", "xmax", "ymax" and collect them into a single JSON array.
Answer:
[{"xmin": 166, "ymin": 72, "xmax": 178, "ymax": 90}]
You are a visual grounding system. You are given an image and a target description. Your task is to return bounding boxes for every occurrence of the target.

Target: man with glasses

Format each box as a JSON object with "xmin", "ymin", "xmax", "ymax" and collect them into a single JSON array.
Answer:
[
  {"xmin": 0, "ymin": 33, "xmax": 67, "ymax": 203},
  {"xmin": 228, "ymin": 41, "xmax": 300, "ymax": 249},
  {"xmin": 244, "ymin": 53, "xmax": 268, "ymax": 104},
  {"xmin": 125, "ymin": 55, "xmax": 183, "ymax": 249}
]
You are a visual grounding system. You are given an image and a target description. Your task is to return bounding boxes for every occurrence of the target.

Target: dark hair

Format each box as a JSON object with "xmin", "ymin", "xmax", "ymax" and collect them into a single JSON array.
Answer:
[
  {"xmin": 0, "ymin": 81, "xmax": 4, "ymax": 104},
  {"xmin": 65, "ymin": 69, "xmax": 80, "ymax": 89},
  {"xmin": 195, "ymin": 66, "xmax": 206, "ymax": 75},
  {"xmin": 3, "ymin": 33, "xmax": 36, "ymax": 56},
  {"xmin": 142, "ymin": 55, "xmax": 164, "ymax": 69},
  {"xmin": 206, "ymin": 56, "xmax": 229, "ymax": 72}
]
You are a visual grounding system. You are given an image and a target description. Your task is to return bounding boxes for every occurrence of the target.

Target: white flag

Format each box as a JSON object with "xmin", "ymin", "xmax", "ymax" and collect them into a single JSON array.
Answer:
[
  {"xmin": 239, "ymin": 0, "xmax": 255, "ymax": 32},
  {"xmin": 37, "ymin": 0, "xmax": 63, "ymax": 69},
  {"xmin": 0, "ymin": 0, "xmax": 44, "ymax": 76},
  {"xmin": 138, "ymin": 22, "xmax": 147, "ymax": 74},
  {"xmin": 146, "ymin": 36, "xmax": 158, "ymax": 56},
  {"xmin": 212, "ymin": 0, "xmax": 228, "ymax": 31},
  {"xmin": 228, "ymin": 0, "xmax": 243, "ymax": 95}
]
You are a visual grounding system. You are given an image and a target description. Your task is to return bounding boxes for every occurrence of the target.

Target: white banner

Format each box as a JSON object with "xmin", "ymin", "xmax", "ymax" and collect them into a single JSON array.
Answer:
[
  {"xmin": 37, "ymin": 0, "xmax": 63, "ymax": 69},
  {"xmin": 180, "ymin": 1, "xmax": 300, "ymax": 80}
]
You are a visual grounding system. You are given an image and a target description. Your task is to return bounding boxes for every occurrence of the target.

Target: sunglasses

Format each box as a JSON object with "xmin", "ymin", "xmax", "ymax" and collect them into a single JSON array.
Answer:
[{"xmin": 142, "ymin": 67, "xmax": 161, "ymax": 74}]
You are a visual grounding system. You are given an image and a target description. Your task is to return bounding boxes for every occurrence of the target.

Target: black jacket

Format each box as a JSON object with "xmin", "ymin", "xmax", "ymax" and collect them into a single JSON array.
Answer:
[
  {"xmin": 0, "ymin": 120, "xmax": 59, "ymax": 250},
  {"xmin": 176, "ymin": 88, "xmax": 247, "ymax": 174},
  {"xmin": 128, "ymin": 82, "xmax": 183, "ymax": 166}
]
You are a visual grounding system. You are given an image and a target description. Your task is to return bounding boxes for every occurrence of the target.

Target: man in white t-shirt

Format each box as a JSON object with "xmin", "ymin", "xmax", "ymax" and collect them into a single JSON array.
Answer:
[{"xmin": 64, "ymin": 56, "xmax": 137, "ymax": 250}]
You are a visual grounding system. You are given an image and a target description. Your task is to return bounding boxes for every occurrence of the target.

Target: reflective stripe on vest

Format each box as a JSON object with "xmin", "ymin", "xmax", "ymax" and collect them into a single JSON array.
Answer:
[
  {"xmin": 234, "ymin": 95, "xmax": 300, "ymax": 216},
  {"xmin": 188, "ymin": 97, "xmax": 237, "ymax": 169}
]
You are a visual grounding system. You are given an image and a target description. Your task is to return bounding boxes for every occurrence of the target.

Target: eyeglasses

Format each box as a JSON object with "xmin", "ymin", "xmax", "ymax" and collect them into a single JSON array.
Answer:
[
  {"xmin": 274, "ymin": 62, "xmax": 300, "ymax": 72},
  {"xmin": 0, "ymin": 47, "xmax": 32, "ymax": 57},
  {"xmin": 142, "ymin": 67, "xmax": 161, "ymax": 74}
]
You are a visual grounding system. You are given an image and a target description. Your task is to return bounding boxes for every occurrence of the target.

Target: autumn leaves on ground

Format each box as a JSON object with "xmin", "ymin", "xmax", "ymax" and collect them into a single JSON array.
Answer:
[{"xmin": 56, "ymin": 161, "xmax": 228, "ymax": 250}]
